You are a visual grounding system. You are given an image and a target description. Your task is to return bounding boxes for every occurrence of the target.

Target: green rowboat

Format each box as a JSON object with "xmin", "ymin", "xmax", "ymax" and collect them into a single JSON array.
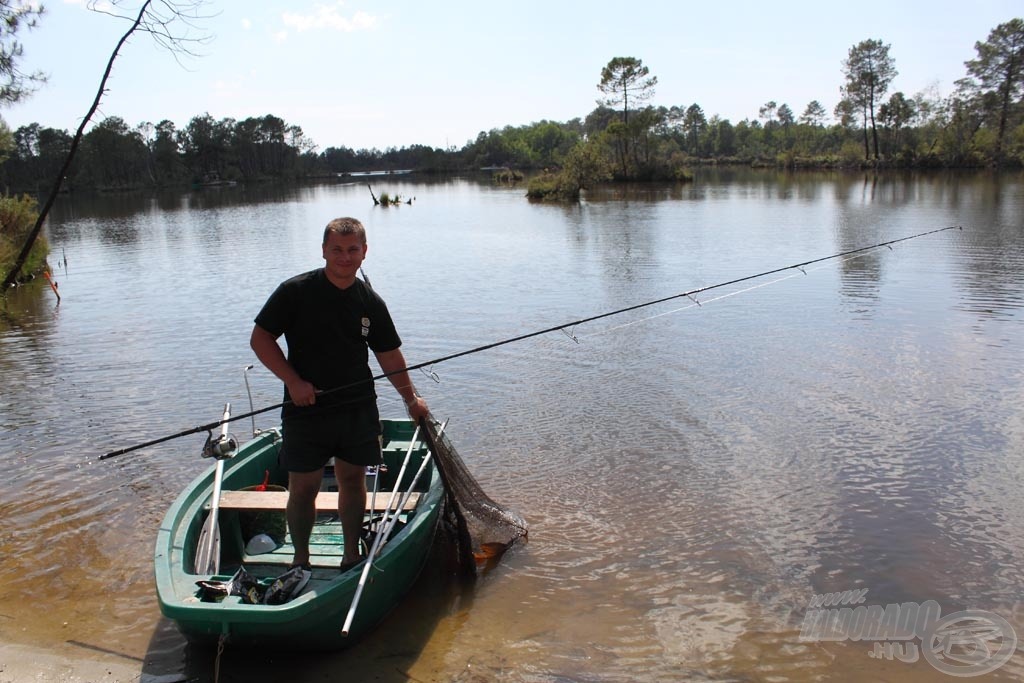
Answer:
[{"xmin": 155, "ymin": 418, "xmax": 443, "ymax": 650}]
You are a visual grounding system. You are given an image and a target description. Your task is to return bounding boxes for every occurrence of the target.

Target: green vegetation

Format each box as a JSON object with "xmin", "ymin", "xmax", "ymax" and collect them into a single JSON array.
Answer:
[
  {"xmin": 527, "ymin": 138, "xmax": 615, "ymax": 201},
  {"xmin": 0, "ymin": 1, "xmax": 48, "ymax": 282},
  {"xmin": 0, "ymin": 19, "xmax": 1022, "ymax": 199},
  {"xmin": 841, "ymin": 39, "xmax": 897, "ymax": 161},
  {"xmin": 376, "ymin": 192, "xmax": 409, "ymax": 207},
  {"xmin": 492, "ymin": 168, "xmax": 524, "ymax": 183},
  {"xmin": 0, "ymin": 194, "xmax": 45, "ymax": 282},
  {"xmin": 0, "ymin": 1, "xmax": 46, "ymax": 106}
]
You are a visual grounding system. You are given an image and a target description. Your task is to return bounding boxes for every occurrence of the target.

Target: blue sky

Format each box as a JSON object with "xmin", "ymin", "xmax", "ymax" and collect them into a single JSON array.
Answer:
[{"xmin": 4, "ymin": 0, "xmax": 1020, "ymax": 151}]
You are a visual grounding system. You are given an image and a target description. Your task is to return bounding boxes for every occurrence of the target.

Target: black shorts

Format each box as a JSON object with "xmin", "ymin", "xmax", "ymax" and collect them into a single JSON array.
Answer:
[{"xmin": 280, "ymin": 404, "xmax": 382, "ymax": 473}]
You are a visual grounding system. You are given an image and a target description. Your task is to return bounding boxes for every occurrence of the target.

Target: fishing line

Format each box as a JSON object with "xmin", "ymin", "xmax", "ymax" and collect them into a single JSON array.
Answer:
[
  {"xmin": 101, "ymin": 225, "xmax": 960, "ymax": 460},
  {"xmin": 579, "ymin": 249, "xmax": 879, "ymax": 339}
]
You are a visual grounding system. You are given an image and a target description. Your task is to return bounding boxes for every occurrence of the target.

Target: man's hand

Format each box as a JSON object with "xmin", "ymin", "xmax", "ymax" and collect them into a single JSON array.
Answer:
[
  {"xmin": 251, "ymin": 325, "xmax": 318, "ymax": 407},
  {"xmin": 406, "ymin": 395, "xmax": 429, "ymax": 421},
  {"xmin": 286, "ymin": 378, "xmax": 319, "ymax": 407}
]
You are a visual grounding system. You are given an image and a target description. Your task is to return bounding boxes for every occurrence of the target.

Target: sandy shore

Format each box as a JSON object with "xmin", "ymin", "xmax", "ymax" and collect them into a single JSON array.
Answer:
[{"xmin": 0, "ymin": 641, "xmax": 183, "ymax": 683}]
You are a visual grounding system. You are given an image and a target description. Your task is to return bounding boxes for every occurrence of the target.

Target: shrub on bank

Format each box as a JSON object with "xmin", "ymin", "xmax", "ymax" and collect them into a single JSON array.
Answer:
[
  {"xmin": 526, "ymin": 172, "xmax": 569, "ymax": 200},
  {"xmin": 0, "ymin": 195, "xmax": 48, "ymax": 282}
]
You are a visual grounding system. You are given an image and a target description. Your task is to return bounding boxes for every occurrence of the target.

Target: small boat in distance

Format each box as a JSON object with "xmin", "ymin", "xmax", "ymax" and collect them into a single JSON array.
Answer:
[{"xmin": 155, "ymin": 418, "xmax": 443, "ymax": 650}]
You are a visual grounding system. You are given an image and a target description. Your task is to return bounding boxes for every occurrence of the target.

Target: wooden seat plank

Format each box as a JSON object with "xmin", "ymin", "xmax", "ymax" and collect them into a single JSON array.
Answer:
[{"xmin": 216, "ymin": 490, "xmax": 420, "ymax": 513}]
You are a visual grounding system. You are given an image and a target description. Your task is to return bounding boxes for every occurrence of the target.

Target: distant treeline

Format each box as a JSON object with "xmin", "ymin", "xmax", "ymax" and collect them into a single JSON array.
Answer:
[
  {"xmin": 0, "ymin": 98, "xmax": 1005, "ymax": 195},
  {"xmin": 2, "ymin": 19, "xmax": 1022, "ymax": 193}
]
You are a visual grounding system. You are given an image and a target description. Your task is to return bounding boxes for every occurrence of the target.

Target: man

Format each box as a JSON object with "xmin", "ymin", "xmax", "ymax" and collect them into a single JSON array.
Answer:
[{"xmin": 250, "ymin": 217, "xmax": 429, "ymax": 572}]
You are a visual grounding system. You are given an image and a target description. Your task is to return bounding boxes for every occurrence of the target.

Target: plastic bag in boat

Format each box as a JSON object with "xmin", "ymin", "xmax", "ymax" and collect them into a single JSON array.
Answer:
[
  {"xmin": 195, "ymin": 566, "xmax": 264, "ymax": 603},
  {"xmin": 263, "ymin": 565, "xmax": 312, "ymax": 605},
  {"xmin": 232, "ymin": 567, "xmax": 266, "ymax": 604}
]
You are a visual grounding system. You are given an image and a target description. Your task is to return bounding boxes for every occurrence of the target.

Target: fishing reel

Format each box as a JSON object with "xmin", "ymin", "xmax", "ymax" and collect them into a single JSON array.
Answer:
[
  {"xmin": 202, "ymin": 402, "xmax": 238, "ymax": 460},
  {"xmin": 202, "ymin": 430, "xmax": 238, "ymax": 460}
]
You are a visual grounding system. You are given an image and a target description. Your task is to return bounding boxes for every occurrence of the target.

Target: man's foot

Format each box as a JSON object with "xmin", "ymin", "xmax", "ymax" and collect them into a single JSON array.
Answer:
[
  {"xmin": 339, "ymin": 556, "xmax": 366, "ymax": 573},
  {"xmin": 289, "ymin": 560, "xmax": 312, "ymax": 571}
]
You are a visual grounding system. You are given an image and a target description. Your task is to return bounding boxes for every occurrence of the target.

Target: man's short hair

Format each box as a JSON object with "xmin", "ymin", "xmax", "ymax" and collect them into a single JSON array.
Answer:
[{"xmin": 323, "ymin": 217, "xmax": 366, "ymax": 245}]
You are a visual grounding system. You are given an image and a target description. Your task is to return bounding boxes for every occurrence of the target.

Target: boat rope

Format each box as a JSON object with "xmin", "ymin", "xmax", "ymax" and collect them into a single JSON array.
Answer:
[
  {"xmin": 214, "ymin": 632, "xmax": 226, "ymax": 683},
  {"xmin": 100, "ymin": 225, "xmax": 960, "ymax": 460}
]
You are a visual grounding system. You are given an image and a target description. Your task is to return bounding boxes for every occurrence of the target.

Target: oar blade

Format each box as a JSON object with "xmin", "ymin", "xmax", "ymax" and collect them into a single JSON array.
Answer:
[{"xmin": 194, "ymin": 515, "xmax": 221, "ymax": 575}]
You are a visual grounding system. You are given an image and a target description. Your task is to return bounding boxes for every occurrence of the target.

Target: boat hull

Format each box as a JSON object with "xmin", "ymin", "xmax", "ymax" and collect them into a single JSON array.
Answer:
[{"xmin": 155, "ymin": 419, "xmax": 443, "ymax": 650}]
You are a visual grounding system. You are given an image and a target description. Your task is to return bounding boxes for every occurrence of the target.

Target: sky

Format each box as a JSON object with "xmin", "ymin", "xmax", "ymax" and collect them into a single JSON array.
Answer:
[{"xmin": 3, "ymin": 0, "xmax": 1021, "ymax": 152}]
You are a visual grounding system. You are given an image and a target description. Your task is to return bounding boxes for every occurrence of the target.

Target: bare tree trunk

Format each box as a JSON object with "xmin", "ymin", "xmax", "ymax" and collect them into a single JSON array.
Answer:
[
  {"xmin": 3, "ymin": 1, "xmax": 154, "ymax": 289},
  {"xmin": 862, "ymin": 109, "xmax": 870, "ymax": 161},
  {"xmin": 995, "ymin": 64, "xmax": 1015, "ymax": 163},
  {"xmin": 869, "ymin": 96, "xmax": 880, "ymax": 160}
]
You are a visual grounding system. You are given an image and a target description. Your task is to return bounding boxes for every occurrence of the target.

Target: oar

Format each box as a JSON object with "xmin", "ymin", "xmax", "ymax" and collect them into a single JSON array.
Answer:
[
  {"xmin": 194, "ymin": 403, "xmax": 231, "ymax": 575},
  {"xmin": 373, "ymin": 419, "xmax": 447, "ymax": 554},
  {"xmin": 367, "ymin": 463, "xmax": 380, "ymax": 532},
  {"xmin": 342, "ymin": 420, "xmax": 445, "ymax": 636},
  {"xmin": 341, "ymin": 423, "xmax": 422, "ymax": 636}
]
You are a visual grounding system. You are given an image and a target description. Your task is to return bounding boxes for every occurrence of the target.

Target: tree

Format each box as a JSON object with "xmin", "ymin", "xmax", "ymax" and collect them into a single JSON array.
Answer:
[
  {"xmin": 180, "ymin": 112, "xmax": 233, "ymax": 181},
  {"xmin": 3, "ymin": 123, "xmax": 72, "ymax": 191},
  {"xmin": 776, "ymin": 103, "xmax": 795, "ymax": 127},
  {"xmin": 151, "ymin": 119, "xmax": 184, "ymax": 184},
  {"xmin": 833, "ymin": 96, "xmax": 858, "ymax": 130},
  {"xmin": 842, "ymin": 39, "xmax": 897, "ymax": 160},
  {"xmin": 937, "ymin": 95, "xmax": 985, "ymax": 165},
  {"xmin": 629, "ymin": 105, "xmax": 664, "ymax": 171},
  {"xmin": 0, "ymin": 1, "xmax": 46, "ymax": 105},
  {"xmin": 597, "ymin": 57, "xmax": 658, "ymax": 126},
  {"xmin": 597, "ymin": 57, "xmax": 657, "ymax": 178},
  {"xmin": 800, "ymin": 100, "xmax": 828, "ymax": 127},
  {"xmin": 877, "ymin": 91, "xmax": 916, "ymax": 155},
  {"xmin": 583, "ymin": 105, "xmax": 617, "ymax": 137},
  {"xmin": 776, "ymin": 103, "xmax": 795, "ymax": 149},
  {"xmin": 79, "ymin": 115, "xmax": 149, "ymax": 188},
  {"xmin": 758, "ymin": 101, "xmax": 779, "ymax": 154},
  {"xmin": 682, "ymin": 103, "xmax": 706, "ymax": 155},
  {"xmin": 559, "ymin": 138, "xmax": 612, "ymax": 197},
  {"xmin": 958, "ymin": 18, "xmax": 1024, "ymax": 162},
  {"xmin": 708, "ymin": 116, "xmax": 736, "ymax": 157},
  {"xmin": 525, "ymin": 121, "xmax": 577, "ymax": 167}
]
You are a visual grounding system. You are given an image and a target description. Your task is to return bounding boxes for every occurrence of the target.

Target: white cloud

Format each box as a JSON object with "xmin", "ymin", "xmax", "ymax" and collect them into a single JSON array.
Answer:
[
  {"xmin": 241, "ymin": 18, "xmax": 252, "ymax": 30},
  {"xmin": 272, "ymin": 30, "xmax": 288, "ymax": 44},
  {"xmin": 281, "ymin": 3, "xmax": 378, "ymax": 32}
]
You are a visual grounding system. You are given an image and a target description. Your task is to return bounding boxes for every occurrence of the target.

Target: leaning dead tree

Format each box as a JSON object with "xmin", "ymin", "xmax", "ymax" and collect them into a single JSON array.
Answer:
[{"xmin": 2, "ymin": 0, "xmax": 213, "ymax": 290}]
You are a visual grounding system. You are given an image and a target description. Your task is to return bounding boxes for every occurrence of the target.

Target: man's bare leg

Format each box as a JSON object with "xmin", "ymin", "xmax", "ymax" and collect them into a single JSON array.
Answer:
[
  {"xmin": 334, "ymin": 459, "xmax": 367, "ymax": 566},
  {"xmin": 286, "ymin": 469, "xmax": 322, "ymax": 567}
]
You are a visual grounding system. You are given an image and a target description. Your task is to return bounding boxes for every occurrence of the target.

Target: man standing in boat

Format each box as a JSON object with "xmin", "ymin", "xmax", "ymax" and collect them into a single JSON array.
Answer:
[{"xmin": 250, "ymin": 217, "xmax": 429, "ymax": 572}]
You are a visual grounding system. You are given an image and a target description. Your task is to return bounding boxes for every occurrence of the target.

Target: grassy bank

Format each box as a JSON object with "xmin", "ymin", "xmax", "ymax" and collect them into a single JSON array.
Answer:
[{"xmin": 0, "ymin": 195, "xmax": 48, "ymax": 284}]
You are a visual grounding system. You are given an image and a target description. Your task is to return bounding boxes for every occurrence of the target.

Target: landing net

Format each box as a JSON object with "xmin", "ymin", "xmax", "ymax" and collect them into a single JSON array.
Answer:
[{"xmin": 420, "ymin": 417, "xmax": 528, "ymax": 578}]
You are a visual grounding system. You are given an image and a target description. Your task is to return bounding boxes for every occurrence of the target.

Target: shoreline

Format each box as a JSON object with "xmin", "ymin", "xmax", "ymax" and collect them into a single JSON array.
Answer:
[{"xmin": 0, "ymin": 640, "xmax": 171, "ymax": 683}]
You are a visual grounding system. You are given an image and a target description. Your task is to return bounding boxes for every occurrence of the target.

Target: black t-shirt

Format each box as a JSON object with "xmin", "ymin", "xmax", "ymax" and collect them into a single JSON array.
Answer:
[{"xmin": 254, "ymin": 269, "xmax": 401, "ymax": 418}]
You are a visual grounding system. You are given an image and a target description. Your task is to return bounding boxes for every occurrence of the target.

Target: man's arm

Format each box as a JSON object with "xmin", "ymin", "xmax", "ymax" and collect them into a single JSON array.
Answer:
[
  {"xmin": 250, "ymin": 324, "xmax": 318, "ymax": 407},
  {"xmin": 374, "ymin": 348, "xmax": 429, "ymax": 420}
]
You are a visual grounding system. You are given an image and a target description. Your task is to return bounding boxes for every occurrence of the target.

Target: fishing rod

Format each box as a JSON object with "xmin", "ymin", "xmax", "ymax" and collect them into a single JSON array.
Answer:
[{"xmin": 101, "ymin": 225, "xmax": 961, "ymax": 460}]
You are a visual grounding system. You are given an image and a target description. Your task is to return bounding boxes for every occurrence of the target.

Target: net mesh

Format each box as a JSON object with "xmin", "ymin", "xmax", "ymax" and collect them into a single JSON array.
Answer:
[{"xmin": 420, "ymin": 417, "xmax": 528, "ymax": 577}]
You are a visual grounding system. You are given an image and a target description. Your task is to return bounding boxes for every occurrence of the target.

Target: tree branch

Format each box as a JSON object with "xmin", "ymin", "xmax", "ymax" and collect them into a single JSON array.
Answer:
[{"xmin": 3, "ymin": 0, "xmax": 213, "ymax": 289}]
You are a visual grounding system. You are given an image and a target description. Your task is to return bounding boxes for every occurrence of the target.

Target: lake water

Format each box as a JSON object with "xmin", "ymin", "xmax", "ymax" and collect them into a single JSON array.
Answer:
[{"xmin": 1, "ymin": 169, "xmax": 1023, "ymax": 681}]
